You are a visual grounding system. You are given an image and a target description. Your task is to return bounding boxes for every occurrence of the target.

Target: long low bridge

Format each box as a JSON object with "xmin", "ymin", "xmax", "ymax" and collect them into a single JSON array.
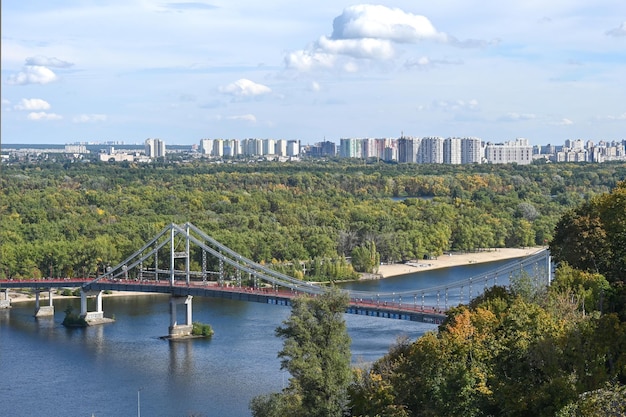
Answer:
[{"xmin": 0, "ymin": 223, "xmax": 551, "ymax": 336}]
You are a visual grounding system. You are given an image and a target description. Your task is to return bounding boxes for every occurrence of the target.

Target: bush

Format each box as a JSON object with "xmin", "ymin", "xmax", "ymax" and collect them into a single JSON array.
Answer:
[
  {"xmin": 62, "ymin": 305, "xmax": 87, "ymax": 327},
  {"xmin": 191, "ymin": 322, "xmax": 214, "ymax": 337}
]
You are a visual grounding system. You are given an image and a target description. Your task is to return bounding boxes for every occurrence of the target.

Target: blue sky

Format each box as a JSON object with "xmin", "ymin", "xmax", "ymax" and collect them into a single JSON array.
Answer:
[{"xmin": 2, "ymin": 1, "xmax": 625, "ymax": 145}]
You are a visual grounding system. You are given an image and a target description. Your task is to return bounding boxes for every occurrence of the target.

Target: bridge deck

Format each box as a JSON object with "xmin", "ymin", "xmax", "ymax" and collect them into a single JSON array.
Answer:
[{"xmin": 0, "ymin": 278, "xmax": 446, "ymax": 323}]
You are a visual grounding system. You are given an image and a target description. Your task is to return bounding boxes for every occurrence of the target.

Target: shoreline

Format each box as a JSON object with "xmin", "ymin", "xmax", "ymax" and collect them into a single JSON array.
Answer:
[{"xmin": 376, "ymin": 247, "xmax": 545, "ymax": 278}]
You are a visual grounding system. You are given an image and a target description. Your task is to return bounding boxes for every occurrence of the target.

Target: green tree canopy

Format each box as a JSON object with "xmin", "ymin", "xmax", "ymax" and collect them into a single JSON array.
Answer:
[{"xmin": 250, "ymin": 288, "xmax": 352, "ymax": 417}]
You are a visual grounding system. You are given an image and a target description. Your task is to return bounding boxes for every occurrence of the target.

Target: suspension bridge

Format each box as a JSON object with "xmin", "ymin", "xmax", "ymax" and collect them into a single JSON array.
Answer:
[{"xmin": 0, "ymin": 222, "xmax": 551, "ymax": 336}]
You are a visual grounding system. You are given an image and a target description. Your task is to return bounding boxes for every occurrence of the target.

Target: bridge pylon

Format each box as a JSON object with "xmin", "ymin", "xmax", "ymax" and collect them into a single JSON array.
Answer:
[
  {"xmin": 0, "ymin": 288, "xmax": 10, "ymax": 309},
  {"xmin": 80, "ymin": 290, "xmax": 104, "ymax": 321},
  {"xmin": 169, "ymin": 295, "xmax": 193, "ymax": 337},
  {"xmin": 34, "ymin": 289, "xmax": 55, "ymax": 317}
]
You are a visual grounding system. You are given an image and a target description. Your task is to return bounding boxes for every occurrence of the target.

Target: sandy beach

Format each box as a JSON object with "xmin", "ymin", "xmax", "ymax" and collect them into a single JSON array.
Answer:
[{"xmin": 377, "ymin": 247, "xmax": 545, "ymax": 278}]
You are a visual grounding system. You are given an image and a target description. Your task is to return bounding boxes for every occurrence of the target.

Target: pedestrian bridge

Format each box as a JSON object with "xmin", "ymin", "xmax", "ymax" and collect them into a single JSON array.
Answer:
[{"xmin": 0, "ymin": 222, "xmax": 551, "ymax": 335}]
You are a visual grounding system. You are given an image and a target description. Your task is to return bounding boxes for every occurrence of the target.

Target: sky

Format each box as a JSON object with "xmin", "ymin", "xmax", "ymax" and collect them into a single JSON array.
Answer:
[{"xmin": 1, "ymin": 1, "xmax": 625, "ymax": 146}]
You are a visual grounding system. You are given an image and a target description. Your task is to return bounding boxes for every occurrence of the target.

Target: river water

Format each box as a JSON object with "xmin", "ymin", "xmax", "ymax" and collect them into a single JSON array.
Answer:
[{"xmin": 0, "ymin": 260, "xmax": 514, "ymax": 417}]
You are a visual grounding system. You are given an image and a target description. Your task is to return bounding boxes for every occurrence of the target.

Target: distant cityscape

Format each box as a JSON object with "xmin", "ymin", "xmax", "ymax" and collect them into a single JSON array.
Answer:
[{"xmin": 3, "ymin": 135, "xmax": 626, "ymax": 164}]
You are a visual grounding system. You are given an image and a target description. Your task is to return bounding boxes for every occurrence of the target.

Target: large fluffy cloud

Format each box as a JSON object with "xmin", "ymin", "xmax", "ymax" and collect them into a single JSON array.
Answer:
[
  {"xmin": 331, "ymin": 4, "xmax": 446, "ymax": 43},
  {"xmin": 218, "ymin": 79, "xmax": 271, "ymax": 97},
  {"xmin": 285, "ymin": 4, "xmax": 480, "ymax": 72},
  {"xmin": 317, "ymin": 36, "xmax": 395, "ymax": 60},
  {"xmin": 14, "ymin": 98, "xmax": 51, "ymax": 111},
  {"xmin": 7, "ymin": 65, "xmax": 58, "ymax": 85}
]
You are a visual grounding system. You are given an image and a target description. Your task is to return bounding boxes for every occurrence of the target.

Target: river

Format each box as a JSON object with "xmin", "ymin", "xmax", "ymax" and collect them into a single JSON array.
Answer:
[{"xmin": 0, "ymin": 259, "xmax": 514, "ymax": 417}]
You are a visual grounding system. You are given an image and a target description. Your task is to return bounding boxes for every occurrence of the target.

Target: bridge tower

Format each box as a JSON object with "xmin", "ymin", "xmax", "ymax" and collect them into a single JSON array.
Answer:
[{"xmin": 168, "ymin": 224, "xmax": 194, "ymax": 337}]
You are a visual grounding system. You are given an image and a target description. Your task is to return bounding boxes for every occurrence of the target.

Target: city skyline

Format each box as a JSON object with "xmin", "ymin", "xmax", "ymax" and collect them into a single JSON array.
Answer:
[{"xmin": 2, "ymin": 1, "xmax": 625, "ymax": 146}]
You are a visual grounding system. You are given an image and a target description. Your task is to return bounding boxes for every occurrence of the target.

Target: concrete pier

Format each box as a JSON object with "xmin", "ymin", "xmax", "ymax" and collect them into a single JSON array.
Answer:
[
  {"xmin": 34, "ymin": 289, "xmax": 55, "ymax": 317},
  {"xmin": 169, "ymin": 295, "xmax": 193, "ymax": 337},
  {"xmin": 0, "ymin": 288, "xmax": 10, "ymax": 309},
  {"xmin": 80, "ymin": 290, "xmax": 104, "ymax": 321}
]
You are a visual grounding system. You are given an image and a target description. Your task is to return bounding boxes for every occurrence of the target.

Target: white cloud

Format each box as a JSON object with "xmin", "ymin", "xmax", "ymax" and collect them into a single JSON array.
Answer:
[
  {"xmin": 554, "ymin": 118, "xmax": 574, "ymax": 126},
  {"xmin": 331, "ymin": 5, "xmax": 446, "ymax": 43},
  {"xmin": 7, "ymin": 65, "xmax": 58, "ymax": 85},
  {"xmin": 606, "ymin": 22, "xmax": 626, "ymax": 37},
  {"xmin": 310, "ymin": 81, "xmax": 321, "ymax": 92},
  {"xmin": 343, "ymin": 61, "xmax": 359, "ymax": 72},
  {"xmin": 432, "ymin": 99, "xmax": 479, "ymax": 112},
  {"xmin": 218, "ymin": 79, "xmax": 271, "ymax": 97},
  {"xmin": 25, "ymin": 56, "xmax": 74, "ymax": 68},
  {"xmin": 73, "ymin": 114, "xmax": 107, "ymax": 123},
  {"xmin": 317, "ymin": 36, "xmax": 395, "ymax": 60},
  {"xmin": 228, "ymin": 114, "xmax": 257, "ymax": 122},
  {"xmin": 284, "ymin": 50, "xmax": 336, "ymax": 72},
  {"xmin": 500, "ymin": 112, "xmax": 537, "ymax": 121},
  {"xmin": 404, "ymin": 56, "xmax": 463, "ymax": 69},
  {"xmin": 27, "ymin": 112, "xmax": 62, "ymax": 121},
  {"xmin": 14, "ymin": 98, "xmax": 51, "ymax": 111},
  {"xmin": 285, "ymin": 4, "xmax": 486, "ymax": 73},
  {"xmin": 597, "ymin": 112, "xmax": 626, "ymax": 121},
  {"xmin": 161, "ymin": 2, "xmax": 218, "ymax": 12}
]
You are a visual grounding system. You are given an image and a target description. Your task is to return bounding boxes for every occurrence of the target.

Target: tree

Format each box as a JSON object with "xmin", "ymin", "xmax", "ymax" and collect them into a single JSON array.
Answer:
[
  {"xmin": 550, "ymin": 181, "xmax": 626, "ymax": 318},
  {"xmin": 351, "ymin": 241, "xmax": 380, "ymax": 273},
  {"xmin": 250, "ymin": 288, "xmax": 352, "ymax": 417}
]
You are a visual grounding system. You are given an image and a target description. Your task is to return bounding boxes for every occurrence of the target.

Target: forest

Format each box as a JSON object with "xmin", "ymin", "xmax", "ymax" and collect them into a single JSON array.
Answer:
[
  {"xmin": 1, "ymin": 159, "xmax": 625, "ymax": 282},
  {"xmin": 3, "ymin": 159, "xmax": 626, "ymax": 416},
  {"xmin": 347, "ymin": 180, "xmax": 626, "ymax": 417}
]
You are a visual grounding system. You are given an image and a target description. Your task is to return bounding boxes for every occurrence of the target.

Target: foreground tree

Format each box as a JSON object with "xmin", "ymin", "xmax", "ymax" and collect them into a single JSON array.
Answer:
[
  {"xmin": 250, "ymin": 288, "xmax": 352, "ymax": 417},
  {"xmin": 550, "ymin": 180, "xmax": 626, "ymax": 318}
]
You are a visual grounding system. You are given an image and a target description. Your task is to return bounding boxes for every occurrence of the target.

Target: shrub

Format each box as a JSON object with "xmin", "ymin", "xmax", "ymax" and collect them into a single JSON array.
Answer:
[{"xmin": 191, "ymin": 322, "xmax": 214, "ymax": 337}]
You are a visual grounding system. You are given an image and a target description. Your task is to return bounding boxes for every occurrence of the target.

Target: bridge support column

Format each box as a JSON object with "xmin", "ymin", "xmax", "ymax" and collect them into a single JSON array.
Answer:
[
  {"xmin": 34, "ymin": 289, "xmax": 55, "ymax": 317},
  {"xmin": 169, "ymin": 295, "xmax": 193, "ymax": 338},
  {"xmin": 0, "ymin": 288, "xmax": 10, "ymax": 309},
  {"xmin": 80, "ymin": 290, "xmax": 104, "ymax": 321}
]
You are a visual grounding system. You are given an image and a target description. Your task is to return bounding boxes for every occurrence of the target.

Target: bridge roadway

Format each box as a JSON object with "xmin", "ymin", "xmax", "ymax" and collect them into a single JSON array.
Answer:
[{"xmin": 0, "ymin": 278, "xmax": 447, "ymax": 324}]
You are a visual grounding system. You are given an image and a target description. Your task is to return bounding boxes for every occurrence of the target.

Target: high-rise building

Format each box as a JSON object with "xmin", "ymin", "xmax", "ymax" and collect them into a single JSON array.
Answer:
[
  {"xmin": 419, "ymin": 137, "xmax": 444, "ymax": 164},
  {"xmin": 213, "ymin": 139, "xmax": 224, "ymax": 157},
  {"xmin": 444, "ymin": 137, "xmax": 462, "ymax": 164},
  {"xmin": 263, "ymin": 139, "xmax": 276, "ymax": 155},
  {"xmin": 275, "ymin": 139, "xmax": 287, "ymax": 156},
  {"xmin": 145, "ymin": 138, "xmax": 166, "ymax": 158},
  {"xmin": 339, "ymin": 138, "xmax": 362, "ymax": 159},
  {"xmin": 287, "ymin": 140, "xmax": 300, "ymax": 157},
  {"xmin": 397, "ymin": 136, "xmax": 420, "ymax": 163},
  {"xmin": 485, "ymin": 138, "xmax": 532, "ymax": 165},
  {"xmin": 461, "ymin": 137, "xmax": 482, "ymax": 164},
  {"xmin": 200, "ymin": 139, "xmax": 213, "ymax": 155}
]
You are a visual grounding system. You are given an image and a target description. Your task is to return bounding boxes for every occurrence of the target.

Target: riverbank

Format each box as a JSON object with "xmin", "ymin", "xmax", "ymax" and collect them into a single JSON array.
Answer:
[{"xmin": 377, "ymin": 247, "xmax": 545, "ymax": 278}]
